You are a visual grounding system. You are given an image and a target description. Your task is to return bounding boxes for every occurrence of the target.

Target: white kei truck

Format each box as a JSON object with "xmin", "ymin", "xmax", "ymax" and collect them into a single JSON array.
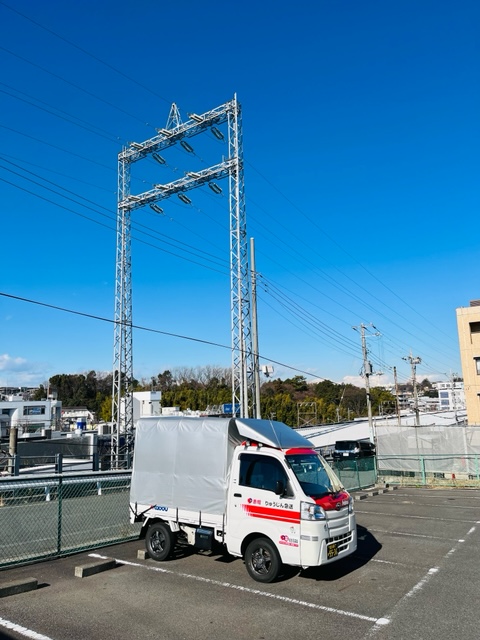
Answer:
[{"xmin": 129, "ymin": 416, "xmax": 357, "ymax": 583}]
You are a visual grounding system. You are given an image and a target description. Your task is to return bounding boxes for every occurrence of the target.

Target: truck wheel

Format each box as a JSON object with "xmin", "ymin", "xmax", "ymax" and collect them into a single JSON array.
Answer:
[
  {"xmin": 245, "ymin": 538, "xmax": 281, "ymax": 583},
  {"xmin": 145, "ymin": 522, "xmax": 175, "ymax": 561}
]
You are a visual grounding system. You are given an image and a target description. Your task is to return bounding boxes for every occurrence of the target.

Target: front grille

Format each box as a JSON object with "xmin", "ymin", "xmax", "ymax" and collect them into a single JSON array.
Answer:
[{"xmin": 327, "ymin": 531, "xmax": 353, "ymax": 551}]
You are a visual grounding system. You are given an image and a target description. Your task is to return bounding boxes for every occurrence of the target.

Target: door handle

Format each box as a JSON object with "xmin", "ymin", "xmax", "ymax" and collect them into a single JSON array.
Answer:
[{"xmin": 234, "ymin": 493, "xmax": 242, "ymax": 498}]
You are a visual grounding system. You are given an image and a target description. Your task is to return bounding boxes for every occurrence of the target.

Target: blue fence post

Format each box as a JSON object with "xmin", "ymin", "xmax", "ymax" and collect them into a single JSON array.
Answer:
[
  {"xmin": 13, "ymin": 454, "xmax": 20, "ymax": 476},
  {"xmin": 421, "ymin": 456, "xmax": 426, "ymax": 485}
]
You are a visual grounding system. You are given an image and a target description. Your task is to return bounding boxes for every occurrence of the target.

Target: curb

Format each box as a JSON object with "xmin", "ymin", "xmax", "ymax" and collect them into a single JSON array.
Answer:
[
  {"xmin": 0, "ymin": 577, "xmax": 38, "ymax": 598},
  {"xmin": 75, "ymin": 558, "xmax": 117, "ymax": 578},
  {"xmin": 354, "ymin": 485, "xmax": 398, "ymax": 501}
]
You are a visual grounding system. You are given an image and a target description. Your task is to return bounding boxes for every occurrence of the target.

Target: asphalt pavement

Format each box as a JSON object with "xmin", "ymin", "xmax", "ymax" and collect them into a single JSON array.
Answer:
[{"xmin": 0, "ymin": 486, "xmax": 479, "ymax": 640}]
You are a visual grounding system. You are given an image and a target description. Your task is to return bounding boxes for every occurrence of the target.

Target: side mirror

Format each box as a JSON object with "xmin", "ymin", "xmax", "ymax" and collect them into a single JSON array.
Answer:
[{"xmin": 275, "ymin": 480, "xmax": 285, "ymax": 496}]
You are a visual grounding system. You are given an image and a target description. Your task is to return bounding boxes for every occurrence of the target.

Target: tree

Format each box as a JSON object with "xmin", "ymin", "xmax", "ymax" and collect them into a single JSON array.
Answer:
[{"xmin": 99, "ymin": 396, "xmax": 112, "ymax": 422}]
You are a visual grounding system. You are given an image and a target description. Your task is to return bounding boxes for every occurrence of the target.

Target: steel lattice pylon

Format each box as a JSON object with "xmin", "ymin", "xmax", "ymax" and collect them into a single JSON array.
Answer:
[
  {"xmin": 111, "ymin": 154, "xmax": 133, "ymax": 467},
  {"xmin": 228, "ymin": 96, "xmax": 253, "ymax": 418},
  {"xmin": 111, "ymin": 95, "xmax": 256, "ymax": 465}
]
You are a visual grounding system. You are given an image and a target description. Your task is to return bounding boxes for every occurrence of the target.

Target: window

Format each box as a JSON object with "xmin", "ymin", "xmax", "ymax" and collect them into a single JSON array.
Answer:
[
  {"xmin": 470, "ymin": 322, "xmax": 480, "ymax": 334},
  {"xmin": 23, "ymin": 406, "xmax": 45, "ymax": 416},
  {"xmin": 239, "ymin": 453, "xmax": 290, "ymax": 494},
  {"xmin": 439, "ymin": 391, "xmax": 449, "ymax": 398},
  {"xmin": 475, "ymin": 358, "xmax": 480, "ymax": 375}
]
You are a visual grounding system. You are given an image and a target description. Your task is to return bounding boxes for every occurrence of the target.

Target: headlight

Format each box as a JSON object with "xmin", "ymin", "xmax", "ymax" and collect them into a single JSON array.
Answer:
[
  {"xmin": 348, "ymin": 496, "xmax": 354, "ymax": 514},
  {"xmin": 301, "ymin": 501, "xmax": 326, "ymax": 521}
]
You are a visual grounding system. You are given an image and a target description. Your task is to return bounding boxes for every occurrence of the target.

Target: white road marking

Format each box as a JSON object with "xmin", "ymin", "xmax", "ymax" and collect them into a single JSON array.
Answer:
[
  {"xmin": 370, "ymin": 558, "xmax": 409, "ymax": 566},
  {"xmin": 366, "ymin": 526, "xmax": 464, "ymax": 541},
  {"xmin": 356, "ymin": 510, "xmax": 477, "ymax": 523},
  {"xmin": 362, "ymin": 525, "xmax": 477, "ymax": 638},
  {"xmin": 89, "ymin": 553, "xmax": 388, "ymax": 625},
  {"xmin": 0, "ymin": 617, "xmax": 54, "ymax": 640}
]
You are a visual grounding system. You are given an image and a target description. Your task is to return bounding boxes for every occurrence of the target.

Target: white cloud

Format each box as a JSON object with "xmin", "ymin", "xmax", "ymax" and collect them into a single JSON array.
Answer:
[
  {"xmin": 0, "ymin": 354, "xmax": 48, "ymax": 386},
  {"xmin": 342, "ymin": 374, "xmax": 391, "ymax": 388},
  {"xmin": 0, "ymin": 354, "xmax": 27, "ymax": 371}
]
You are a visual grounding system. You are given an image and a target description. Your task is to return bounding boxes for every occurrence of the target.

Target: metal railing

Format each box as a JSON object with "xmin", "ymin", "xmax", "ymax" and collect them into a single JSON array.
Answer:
[
  {"xmin": 376, "ymin": 453, "xmax": 480, "ymax": 487},
  {"xmin": 0, "ymin": 471, "xmax": 140, "ymax": 569},
  {"xmin": 0, "ymin": 452, "xmax": 133, "ymax": 476},
  {"xmin": 2, "ymin": 454, "xmax": 479, "ymax": 569},
  {"xmin": 331, "ymin": 454, "xmax": 480, "ymax": 488}
]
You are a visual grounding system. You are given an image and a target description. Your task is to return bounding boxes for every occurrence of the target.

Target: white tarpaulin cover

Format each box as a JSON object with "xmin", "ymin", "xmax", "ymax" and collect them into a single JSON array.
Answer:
[{"xmin": 130, "ymin": 416, "xmax": 313, "ymax": 515}]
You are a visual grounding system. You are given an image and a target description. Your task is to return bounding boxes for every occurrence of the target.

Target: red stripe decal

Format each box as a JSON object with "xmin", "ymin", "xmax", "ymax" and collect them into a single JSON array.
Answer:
[{"xmin": 242, "ymin": 504, "xmax": 300, "ymax": 523}]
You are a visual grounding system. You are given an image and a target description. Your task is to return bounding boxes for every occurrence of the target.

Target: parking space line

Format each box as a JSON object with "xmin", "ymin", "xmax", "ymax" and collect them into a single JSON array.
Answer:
[
  {"xmin": 366, "ymin": 527, "xmax": 465, "ymax": 542},
  {"xmin": 388, "ymin": 491, "xmax": 480, "ymax": 498},
  {"xmin": 362, "ymin": 524, "xmax": 477, "ymax": 638},
  {"xmin": 0, "ymin": 616, "xmax": 54, "ymax": 640},
  {"xmin": 371, "ymin": 498, "xmax": 480, "ymax": 510},
  {"xmin": 89, "ymin": 553, "xmax": 389, "ymax": 626},
  {"xmin": 370, "ymin": 558, "xmax": 409, "ymax": 566},
  {"xmin": 355, "ymin": 510, "xmax": 478, "ymax": 523}
]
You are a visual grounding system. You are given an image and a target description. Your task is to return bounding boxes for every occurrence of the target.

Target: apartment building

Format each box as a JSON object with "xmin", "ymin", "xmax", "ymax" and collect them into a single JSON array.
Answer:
[{"xmin": 456, "ymin": 300, "xmax": 480, "ymax": 424}]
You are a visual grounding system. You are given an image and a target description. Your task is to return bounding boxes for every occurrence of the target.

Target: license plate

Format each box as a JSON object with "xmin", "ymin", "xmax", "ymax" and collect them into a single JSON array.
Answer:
[
  {"xmin": 343, "ymin": 452, "xmax": 348, "ymax": 456},
  {"xmin": 327, "ymin": 543, "xmax": 338, "ymax": 559}
]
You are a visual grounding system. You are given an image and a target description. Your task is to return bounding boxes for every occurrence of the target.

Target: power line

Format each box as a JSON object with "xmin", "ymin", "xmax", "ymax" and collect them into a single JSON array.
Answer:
[
  {"xmin": 246, "ymin": 160, "xmax": 458, "ymax": 348},
  {"xmin": 0, "ymin": 291, "xmax": 329, "ymax": 382},
  {"xmin": 0, "ymin": 6, "xmax": 460, "ymax": 382},
  {"xmin": 0, "ymin": 0, "xmax": 172, "ymax": 109}
]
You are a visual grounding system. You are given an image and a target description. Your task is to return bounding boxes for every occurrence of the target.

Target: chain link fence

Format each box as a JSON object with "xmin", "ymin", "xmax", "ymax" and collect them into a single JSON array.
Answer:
[
  {"xmin": 330, "ymin": 457, "xmax": 377, "ymax": 491},
  {"xmin": 0, "ymin": 471, "xmax": 140, "ymax": 569},
  {"xmin": 2, "ymin": 452, "xmax": 478, "ymax": 569},
  {"xmin": 332, "ymin": 454, "xmax": 480, "ymax": 488}
]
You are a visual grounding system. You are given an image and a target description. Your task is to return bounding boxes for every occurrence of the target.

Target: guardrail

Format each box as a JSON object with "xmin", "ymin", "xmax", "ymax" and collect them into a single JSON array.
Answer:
[{"xmin": 1, "ymin": 452, "xmax": 133, "ymax": 476}]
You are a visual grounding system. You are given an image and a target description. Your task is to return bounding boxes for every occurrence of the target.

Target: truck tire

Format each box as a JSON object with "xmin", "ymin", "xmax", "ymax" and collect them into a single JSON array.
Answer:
[
  {"xmin": 244, "ymin": 538, "xmax": 282, "ymax": 583},
  {"xmin": 145, "ymin": 522, "xmax": 175, "ymax": 561}
]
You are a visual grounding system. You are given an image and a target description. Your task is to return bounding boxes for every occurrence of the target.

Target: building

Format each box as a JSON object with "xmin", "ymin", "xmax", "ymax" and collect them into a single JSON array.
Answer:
[
  {"xmin": 0, "ymin": 393, "xmax": 62, "ymax": 437},
  {"xmin": 62, "ymin": 406, "xmax": 95, "ymax": 430},
  {"xmin": 456, "ymin": 300, "xmax": 480, "ymax": 424},
  {"xmin": 431, "ymin": 381, "xmax": 465, "ymax": 413},
  {"xmin": 119, "ymin": 391, "xmax": 162, "ymax": 427},
  {"xmin": 132, "ymin": 391, "xmax": 162, "ymax": 421}
]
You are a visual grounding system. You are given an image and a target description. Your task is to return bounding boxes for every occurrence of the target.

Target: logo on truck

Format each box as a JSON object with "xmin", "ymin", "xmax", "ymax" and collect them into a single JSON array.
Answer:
[
  {"xmin": 154, "ymin": 505, "xmax": 169, "ymax": 512},
  {"xmin": 279, "ymin": 534, "xmax": 299, "ymax": 547}
]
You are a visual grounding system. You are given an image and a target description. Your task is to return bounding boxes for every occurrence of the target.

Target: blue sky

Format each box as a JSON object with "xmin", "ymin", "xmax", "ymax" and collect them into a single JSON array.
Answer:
[{"xmin": 1, "ymin": 0, "xmax": 479, "ymax": 389}]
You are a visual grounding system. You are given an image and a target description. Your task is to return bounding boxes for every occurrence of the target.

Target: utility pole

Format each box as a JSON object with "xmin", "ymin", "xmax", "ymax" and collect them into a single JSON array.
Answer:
[
  {"xmin": 250, "ymin": 238, "xmax": 261, "ymax": 419},
  {"xmin": 393, "ymin": 366, "xmax": 401, "ymax": 427},
  {"xmin": 8, "ymin": 426, "xmax": 17, "ymax": 476},
  {"xmin": 353, "ymin": 323, "xmax": 380, "ymax": 445},
  {"xmin": 450, "ymin": 371, "xmax": 458, "ymax": 423},
  {"xmin": 403, "ymin": 354, "xmax": 422, "ymax": 427}
]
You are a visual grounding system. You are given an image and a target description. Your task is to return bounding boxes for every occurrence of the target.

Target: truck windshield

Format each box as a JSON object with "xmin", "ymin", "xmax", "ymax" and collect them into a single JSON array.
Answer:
[{"xmin": 286, "ymin": 452, "xmax": 344, "ymax": 498}]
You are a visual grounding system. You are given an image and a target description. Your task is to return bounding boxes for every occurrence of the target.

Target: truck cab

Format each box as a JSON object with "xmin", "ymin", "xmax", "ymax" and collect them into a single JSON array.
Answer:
[{"xmin": 226, "ymin": 443, "xmax": 356, "ymax": 581}]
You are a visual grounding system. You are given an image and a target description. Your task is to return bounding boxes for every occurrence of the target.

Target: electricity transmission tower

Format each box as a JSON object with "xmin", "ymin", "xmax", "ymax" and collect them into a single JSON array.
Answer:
[{"xmin": 111, "ymin": 95, "xmax": 255, "ymax": 465}]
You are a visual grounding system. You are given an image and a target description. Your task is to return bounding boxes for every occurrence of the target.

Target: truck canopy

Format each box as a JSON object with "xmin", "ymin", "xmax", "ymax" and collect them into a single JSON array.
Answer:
[{"xmin": 130, "ymin": 416, "xmax": 313, "ymax": 515}]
